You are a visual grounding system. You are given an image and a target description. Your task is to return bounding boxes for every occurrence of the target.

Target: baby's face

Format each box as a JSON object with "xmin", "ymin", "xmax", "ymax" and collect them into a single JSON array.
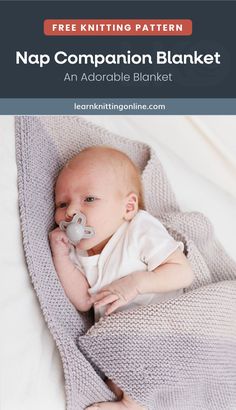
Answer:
[{"xmin": 55, "ymin": 157, "xmax": 128, "ymax": 254}]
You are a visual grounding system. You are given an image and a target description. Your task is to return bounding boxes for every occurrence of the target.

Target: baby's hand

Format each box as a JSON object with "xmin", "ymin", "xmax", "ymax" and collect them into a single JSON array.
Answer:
[
  {"xmin": 91, "ymin": 274, "xmax": 139, "ymax": 315},
  {"xmin": 49, "ymin": 227, "xmax": 70, "ymax": 257}
]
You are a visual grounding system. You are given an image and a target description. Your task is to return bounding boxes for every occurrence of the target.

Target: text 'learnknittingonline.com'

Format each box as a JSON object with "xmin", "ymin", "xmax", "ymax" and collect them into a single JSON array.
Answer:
[{"xmin": 73, "ymin": 101, "xmax": 166, "ymax": 113}]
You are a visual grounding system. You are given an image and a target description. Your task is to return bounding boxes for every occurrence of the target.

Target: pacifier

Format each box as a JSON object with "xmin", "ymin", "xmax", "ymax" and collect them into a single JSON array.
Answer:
[{"xmin": 59, "ymin": 212, "xmax": 95, "ymax": 246}]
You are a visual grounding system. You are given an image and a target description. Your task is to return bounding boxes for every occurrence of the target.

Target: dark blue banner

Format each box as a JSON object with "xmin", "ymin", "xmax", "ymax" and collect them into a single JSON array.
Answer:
[{"xmin": 0, "ymin": 1, "xmax": 235, "ymax": 98}]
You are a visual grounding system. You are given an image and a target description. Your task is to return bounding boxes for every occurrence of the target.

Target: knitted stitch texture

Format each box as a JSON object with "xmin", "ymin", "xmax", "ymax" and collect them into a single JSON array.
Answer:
[{"xmin": 15, "ymin": 116, "xmax": 236, "ymax": 410}]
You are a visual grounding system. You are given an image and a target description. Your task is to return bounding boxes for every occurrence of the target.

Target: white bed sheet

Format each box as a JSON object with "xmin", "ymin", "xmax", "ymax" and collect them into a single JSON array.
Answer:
[
  {"xmin": 0, "ymin": 117, "xmax": 65, "ymax": 410},
  {"xmin": 0, "ymin": 115, "xmax": 235, "ymax": 410}
]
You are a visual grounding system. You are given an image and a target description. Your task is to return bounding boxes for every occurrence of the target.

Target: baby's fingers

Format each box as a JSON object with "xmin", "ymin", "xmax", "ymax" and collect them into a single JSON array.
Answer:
[
  {"xmin": 91, "ymin": 290, "xmax": 110, "ymax": 304},
  {"xmin": 94, "ymin": 293, "xmax": 119, "ymax": 307},
  {"xmin": 49, "ymin": 228, "xmax": 68, "ymax": 242},
  {"xmin": 105, "ymin": 299, "xmax": 125, "ymax": 316}
]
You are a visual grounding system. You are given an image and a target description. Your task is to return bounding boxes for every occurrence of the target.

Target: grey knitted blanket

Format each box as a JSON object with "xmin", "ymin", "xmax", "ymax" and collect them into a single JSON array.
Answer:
[{"xmin": 15, "ymin": 116, "xmax": 236, "ymax": 410}]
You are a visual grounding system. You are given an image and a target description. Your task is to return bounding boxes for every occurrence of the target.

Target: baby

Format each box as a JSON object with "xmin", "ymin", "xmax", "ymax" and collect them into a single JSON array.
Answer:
[{"xmin": 49, "ymin": 145, "xmax": 194, "ymax": 410}]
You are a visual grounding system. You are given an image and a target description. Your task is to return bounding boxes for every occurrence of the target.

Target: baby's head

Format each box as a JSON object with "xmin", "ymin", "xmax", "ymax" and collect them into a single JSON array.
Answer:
[{"xmin": 55, "ymin": 145, "xmax": 144, "ymax": 254}]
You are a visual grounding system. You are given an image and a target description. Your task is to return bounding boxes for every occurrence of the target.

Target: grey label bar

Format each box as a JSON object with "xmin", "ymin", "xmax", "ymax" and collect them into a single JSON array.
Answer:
[
  {"xmin": 2, "ymin": 0, "xmax": 236, "ymax": 2},
  {"xmin": 1, "ymin": 99, "xmax": 236, "ymax": 115}
]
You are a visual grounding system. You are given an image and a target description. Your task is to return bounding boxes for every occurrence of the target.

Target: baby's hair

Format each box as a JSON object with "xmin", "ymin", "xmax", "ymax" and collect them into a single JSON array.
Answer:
[{"xmin": 69, "ymin": 145, "xmax": 145, "ymax": 209}]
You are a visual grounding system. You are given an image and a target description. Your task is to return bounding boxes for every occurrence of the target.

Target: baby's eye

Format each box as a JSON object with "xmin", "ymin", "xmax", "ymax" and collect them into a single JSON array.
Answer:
[
  {"xmin": 84, "ymin": 196, "xmax": 96, "ymax": 203},
  {"xmin": 58, "ymin": 202, "xmax": 67, "ymax": 208}
]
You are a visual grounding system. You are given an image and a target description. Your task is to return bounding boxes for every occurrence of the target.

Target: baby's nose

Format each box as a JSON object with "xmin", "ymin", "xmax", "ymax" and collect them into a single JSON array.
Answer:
[
  {"xmin": 66, "ymin": 204, "xmax": 80, "ymax": 220},
  {"xmin": 65, "ymin": 213, "xmax": 75, "ymax": 222}
]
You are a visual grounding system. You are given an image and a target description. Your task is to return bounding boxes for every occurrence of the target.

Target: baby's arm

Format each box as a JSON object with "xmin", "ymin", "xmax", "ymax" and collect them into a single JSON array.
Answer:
[
  {"xmin": 92, "ymin": 249, "xmax": 193, "ymax": 315},
  {"xmin": 49, "ymin": 227, "xmax": 92, "ymax": 312},
  {"xmin": 135, "ymin": 248, "xmax": 194, "ymax": 294}
]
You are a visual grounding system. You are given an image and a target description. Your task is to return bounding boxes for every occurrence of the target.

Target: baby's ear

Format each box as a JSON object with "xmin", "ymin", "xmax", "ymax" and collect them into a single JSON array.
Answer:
[{"xmin": 124, "ymin": 192, "xmax": 138, "ymax": 221}]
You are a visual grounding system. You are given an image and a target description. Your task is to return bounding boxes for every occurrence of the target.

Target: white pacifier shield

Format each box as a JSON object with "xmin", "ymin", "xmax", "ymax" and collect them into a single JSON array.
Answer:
[
  {"xmin": 59, "ymin": 212, "xmax": 95, "ymax": 246},
  {"xmin": 66, "ymin": 223, "xmax": 85, "ymax": 244}
]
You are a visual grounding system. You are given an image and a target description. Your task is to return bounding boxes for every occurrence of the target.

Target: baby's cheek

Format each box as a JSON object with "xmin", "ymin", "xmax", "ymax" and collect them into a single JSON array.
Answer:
[
  {"xmin": 54, "ymin": 209, "xmax": 62, "ymax": 225},
  {"xmin": 89, "ymin": 219, "xmax": 105, "ymax": 238},
  {"xmin": 100, "ymin": 218, "xmax": 116, "ymax": 237}
]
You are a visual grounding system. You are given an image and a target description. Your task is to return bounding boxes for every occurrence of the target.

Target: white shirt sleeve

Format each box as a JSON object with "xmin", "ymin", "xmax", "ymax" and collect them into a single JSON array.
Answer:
[{"xmin": 130, "ymin": 211, "xmax": 183, "ymax": 271}]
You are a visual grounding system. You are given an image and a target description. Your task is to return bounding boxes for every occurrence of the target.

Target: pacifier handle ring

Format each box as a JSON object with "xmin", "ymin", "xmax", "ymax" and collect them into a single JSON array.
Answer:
[
  {"xmin": 83, "ymin": 227, "xmax": 95, "ymax": 238},
  {"xmin": 59, "ymin": 220, "xmax": 69, "ymax": 231},
  {"xmin": 71, "ymin": 213, "xmax": 86, "ymax": 225}
]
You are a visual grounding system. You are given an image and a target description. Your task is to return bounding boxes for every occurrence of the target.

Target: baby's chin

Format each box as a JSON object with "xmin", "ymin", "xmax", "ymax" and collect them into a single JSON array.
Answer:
[
  {"xmin": 76, "ymin": 236, "xmax": 110, "ymax": 255},
  {"xmin": 76, "ymin": 238, "xmax": 94, "ymax": 251},
  {"xmin": 75, "ymin": 238, "xmax": 99, "ymax": 253}
]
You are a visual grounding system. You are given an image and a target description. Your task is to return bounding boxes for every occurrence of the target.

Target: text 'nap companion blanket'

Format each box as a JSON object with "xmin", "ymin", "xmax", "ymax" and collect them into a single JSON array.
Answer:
[{"xmin": 16, "ymin": 116, "xmax": 236, "ymax": 410}]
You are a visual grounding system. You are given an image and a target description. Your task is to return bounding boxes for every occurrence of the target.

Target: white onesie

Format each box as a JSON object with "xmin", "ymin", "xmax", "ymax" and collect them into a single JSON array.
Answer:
[{"xmin": 70, "ymin": 210, "xmax": 183, "ymax": 321}]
